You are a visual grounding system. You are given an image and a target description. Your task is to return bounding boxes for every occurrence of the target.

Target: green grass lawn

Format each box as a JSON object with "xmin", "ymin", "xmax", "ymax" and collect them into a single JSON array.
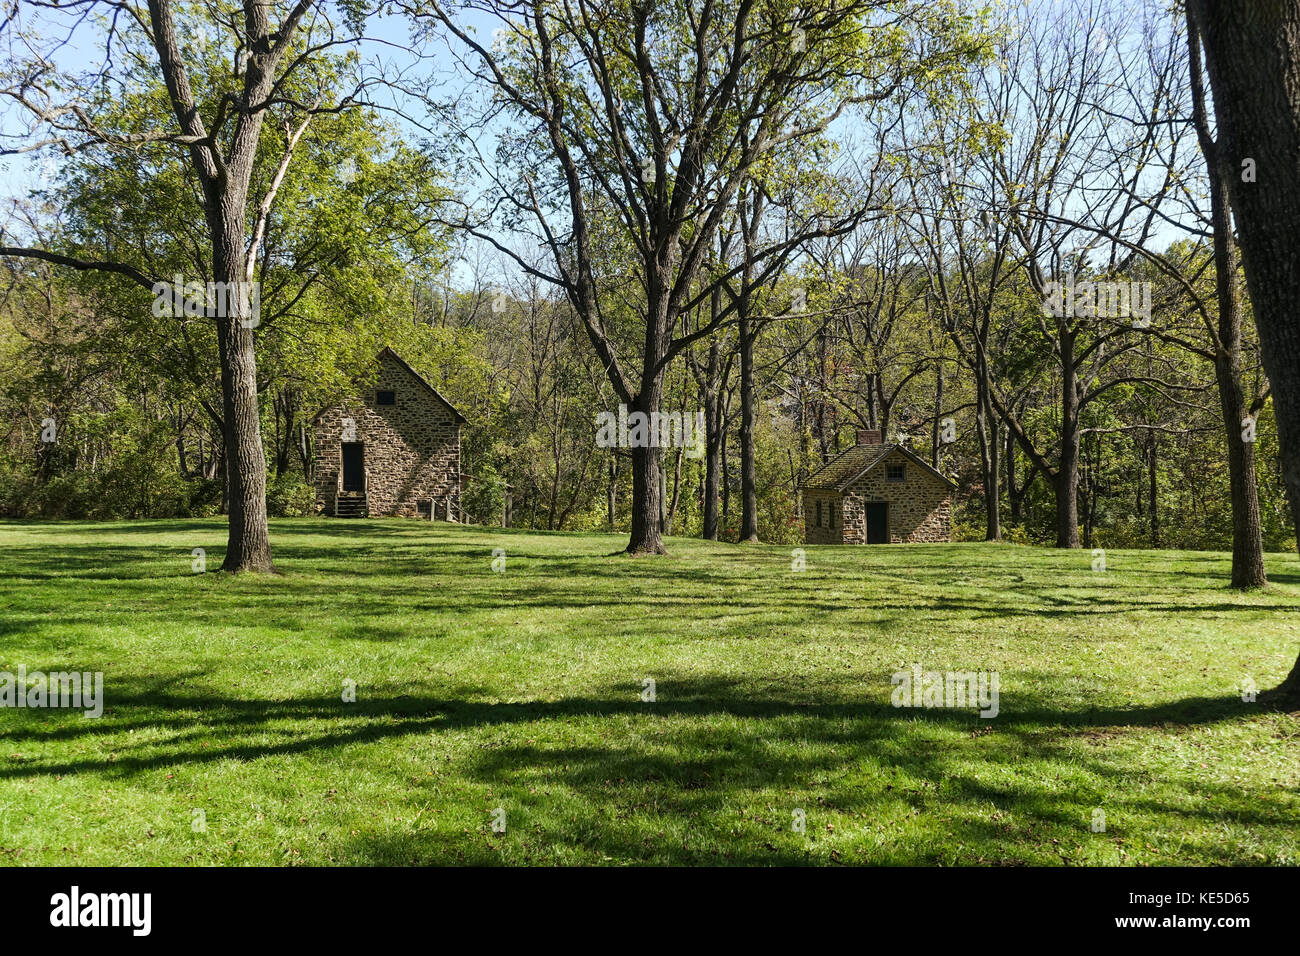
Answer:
[{"xmin": 0, "ymin": 518, "xmax": 1296, "ymax": 866}]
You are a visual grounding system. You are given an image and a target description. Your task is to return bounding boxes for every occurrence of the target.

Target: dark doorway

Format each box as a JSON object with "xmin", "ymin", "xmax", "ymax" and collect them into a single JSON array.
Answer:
[
  {"xmin": 865, "ymin": 502, "xmax": 889, "ymax": 544},
  {"xmin": 341, "ymin": 442, "xmax": 365, "ymax": 491}
]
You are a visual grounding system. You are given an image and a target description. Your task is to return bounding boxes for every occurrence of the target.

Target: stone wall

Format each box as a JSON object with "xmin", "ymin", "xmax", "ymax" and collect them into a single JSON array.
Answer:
[
  {"xmin": 840, "ymin": 449, "xmax": 951, "ymax": 543},
  {"xmin": 803, "ymin": 491, "xmax": 844, "ymax": 544},
  {"xmin": 314, "ymin": 354, "xmax": 461, "ymax": 518}
]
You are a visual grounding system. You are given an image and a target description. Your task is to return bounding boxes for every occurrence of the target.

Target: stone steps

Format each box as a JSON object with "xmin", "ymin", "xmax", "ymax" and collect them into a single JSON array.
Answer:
[{"xmin": 335, "ymin": 493, "xmax": 368, "ymax": 518}]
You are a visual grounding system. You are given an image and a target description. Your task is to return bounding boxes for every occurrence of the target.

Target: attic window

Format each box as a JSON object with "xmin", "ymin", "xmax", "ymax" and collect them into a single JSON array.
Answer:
[
  {"xmin": 886, "ymin": 463, "xmax": 905, "ymax": 482},
  {"xmin": 376, "ymin": 390, "xmax": 396, "ymax": 406}
]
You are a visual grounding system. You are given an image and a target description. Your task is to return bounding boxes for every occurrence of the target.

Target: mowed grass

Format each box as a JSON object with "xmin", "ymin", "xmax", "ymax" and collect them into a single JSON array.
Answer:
[{"xmin": 0, "ymin": 518, "xmax": 1296, "ymax": 866}]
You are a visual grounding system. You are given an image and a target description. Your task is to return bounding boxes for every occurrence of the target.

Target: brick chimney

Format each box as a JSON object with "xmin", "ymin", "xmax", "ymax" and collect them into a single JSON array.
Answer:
[{"xmin": 856, "ymin": 428, "xmax": 882, "ymax": 446}]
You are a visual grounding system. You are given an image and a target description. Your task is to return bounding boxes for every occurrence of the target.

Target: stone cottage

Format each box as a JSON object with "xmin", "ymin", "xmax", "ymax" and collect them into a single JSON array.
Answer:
[
  {"xmin": 802, "ymin": 429, "xmax": 953, "ymax": 544},
  {"xmin": 313, "ymin": 347, "xmax": 466, "ymax": 519}
]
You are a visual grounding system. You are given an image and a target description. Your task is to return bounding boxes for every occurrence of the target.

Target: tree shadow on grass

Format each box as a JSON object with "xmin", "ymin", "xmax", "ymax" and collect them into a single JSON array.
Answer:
[
  {"xmin": 1, "ymin": 673, "xmax": 1288, "ymax": 865},
  {"xmin": 0, "ymin": 675, "xmax": 1262, "ymax": 779}
]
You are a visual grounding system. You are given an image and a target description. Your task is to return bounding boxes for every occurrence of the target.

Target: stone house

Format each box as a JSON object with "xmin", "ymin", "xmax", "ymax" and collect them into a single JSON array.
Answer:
[
  {"xmin": 313, "ymin": 347, "xmax": 466, "ymax": 519},
  {"xmin": 802, "ymin": 429, "xmax": 953, "ymax": 544}
]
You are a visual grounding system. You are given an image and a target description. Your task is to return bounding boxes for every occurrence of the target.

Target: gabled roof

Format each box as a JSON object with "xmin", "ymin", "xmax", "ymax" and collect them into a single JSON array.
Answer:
[
  {"xmin": 803, "ymin": 442, "xmax": 893, "ymax": 491},
  {"xmin": 802, "ymin": 442, "xmax": 955, "ymax": 492},
  {"xmin": 376, "ymin": 347, "xmax": 467, "ymax": 424},
  {"xmin": 311, "ymin": 348, "xmax": 467, "ymax": 424}
]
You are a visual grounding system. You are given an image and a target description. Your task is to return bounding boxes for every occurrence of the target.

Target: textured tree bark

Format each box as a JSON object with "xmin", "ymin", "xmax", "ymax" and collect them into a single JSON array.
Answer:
[
  {"xmin": 1187, "ymin": 11, "xmax": 1268, "ymax": 588},
  {"xmin": 1217, "ymin": 353, "xmax": 1268, "ymax": 588},
  {"xmin": 1055, "ymin": 438, "xmax": 1081, "ymax": 548},
  {"xmin": 628, "ymin": 443, "xmax": 665, "ymax": 554},
  {"xmin": 626, "ymin": 376, "xmax": 666, "ymax": 554},
  {"xmin": 1188, "ymin": 0, "xmax": 1300, "ymax": 699},
  {"xmin": 215, "ymin": 321, "xmax": 272, "ymax": 571},
  {"xmin": 212, "ymin": 221, "xmax": 273, "ymax": 572}
]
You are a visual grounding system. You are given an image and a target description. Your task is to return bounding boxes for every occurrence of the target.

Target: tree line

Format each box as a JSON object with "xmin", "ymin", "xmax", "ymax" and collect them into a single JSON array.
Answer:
[{"xmin": 2, "ymin": 0, "xmax": 1299, "ymax": 700}]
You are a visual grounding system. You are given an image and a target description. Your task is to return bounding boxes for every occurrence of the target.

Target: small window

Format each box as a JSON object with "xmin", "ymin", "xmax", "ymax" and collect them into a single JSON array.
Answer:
[
  {"xmin": 828, "ymin": 505, "xmax": 835, "ymax": 529},
  {"xmin": 416, "ymin": 500, "xmax": 432, "ymax": 519},
  {"xmin": 815, "ymin": 501, "xmax": 823, "ymax": 527},
  {"xmin": 886, "ymin": 463, "xmax": 905, "ymax": 482},
  {"xmin": 376, "ymin": 390, "xmax": 396, "ymax": 406}
]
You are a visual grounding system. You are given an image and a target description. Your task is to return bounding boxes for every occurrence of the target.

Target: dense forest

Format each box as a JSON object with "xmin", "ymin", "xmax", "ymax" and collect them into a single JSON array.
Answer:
[{"xmin": 0, "ymin": 0, "xmax": 1293, "ymax": 567}]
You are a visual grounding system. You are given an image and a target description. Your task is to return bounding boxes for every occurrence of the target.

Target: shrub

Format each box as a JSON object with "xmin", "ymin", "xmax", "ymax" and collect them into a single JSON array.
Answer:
[{"xmin": 267, "ymin": 474, "xmax": 316, "ymax": 517}]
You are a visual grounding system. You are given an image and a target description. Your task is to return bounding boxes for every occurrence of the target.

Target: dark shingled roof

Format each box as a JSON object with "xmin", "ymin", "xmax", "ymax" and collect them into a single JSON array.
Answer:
[
  {"xmin": 803, "ymin": 443, "xmax": 894, "ymax": 491},
  {"xmin": 802, "ymin": 442, "xmax": 955, "ymax": 492}
]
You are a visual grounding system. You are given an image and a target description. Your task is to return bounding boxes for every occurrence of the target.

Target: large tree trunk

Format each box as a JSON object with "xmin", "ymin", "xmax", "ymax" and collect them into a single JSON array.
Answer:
[
  {"xmin": 1055, "ymin": 436, "xmax": 1081, "ymax": 549},
  {"xmin": 1188, "ymin": 15, "xmax": 1269, "ymax": 589},
  {"xmin": 626, "ymin": 377, "xmax": 666, "ymax": 553},
  {"xmin": 627, "ymin": 442, "xmax": 665, "ymax": 554},
  {"xmin": 213, "ymin": 232, "xmax": 273, "ymax": 573},
  {"xmin": 1187, "ymin": 13, "xmax": 1269, "ymax": 587},
  {"xmin": 1217, "ymin": 354, "xmax": 1268, "ymax": 588},
  {"xmin": 1188, "ymin": 0, "xmax": 1300, "ymax": 700}
]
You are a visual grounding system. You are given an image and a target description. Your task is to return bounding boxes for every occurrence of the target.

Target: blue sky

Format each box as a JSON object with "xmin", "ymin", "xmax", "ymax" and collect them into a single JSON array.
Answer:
[
  {"xmin": 0, "ymin": 4, "xmax": 497, "ymax": 196},
  {"xmin": 1, "ymin": 1, "xmax": 1199, "ymax": 284}
]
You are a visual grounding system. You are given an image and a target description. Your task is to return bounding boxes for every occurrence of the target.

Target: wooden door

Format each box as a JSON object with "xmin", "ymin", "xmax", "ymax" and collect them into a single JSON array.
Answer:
[
  {"xmin": 341, "ymin": 442, "xmax": 365, "ymax": 492},
  {"xmin": 865, "ymin": 502, "xmax": 888, "ymax": 544}
]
